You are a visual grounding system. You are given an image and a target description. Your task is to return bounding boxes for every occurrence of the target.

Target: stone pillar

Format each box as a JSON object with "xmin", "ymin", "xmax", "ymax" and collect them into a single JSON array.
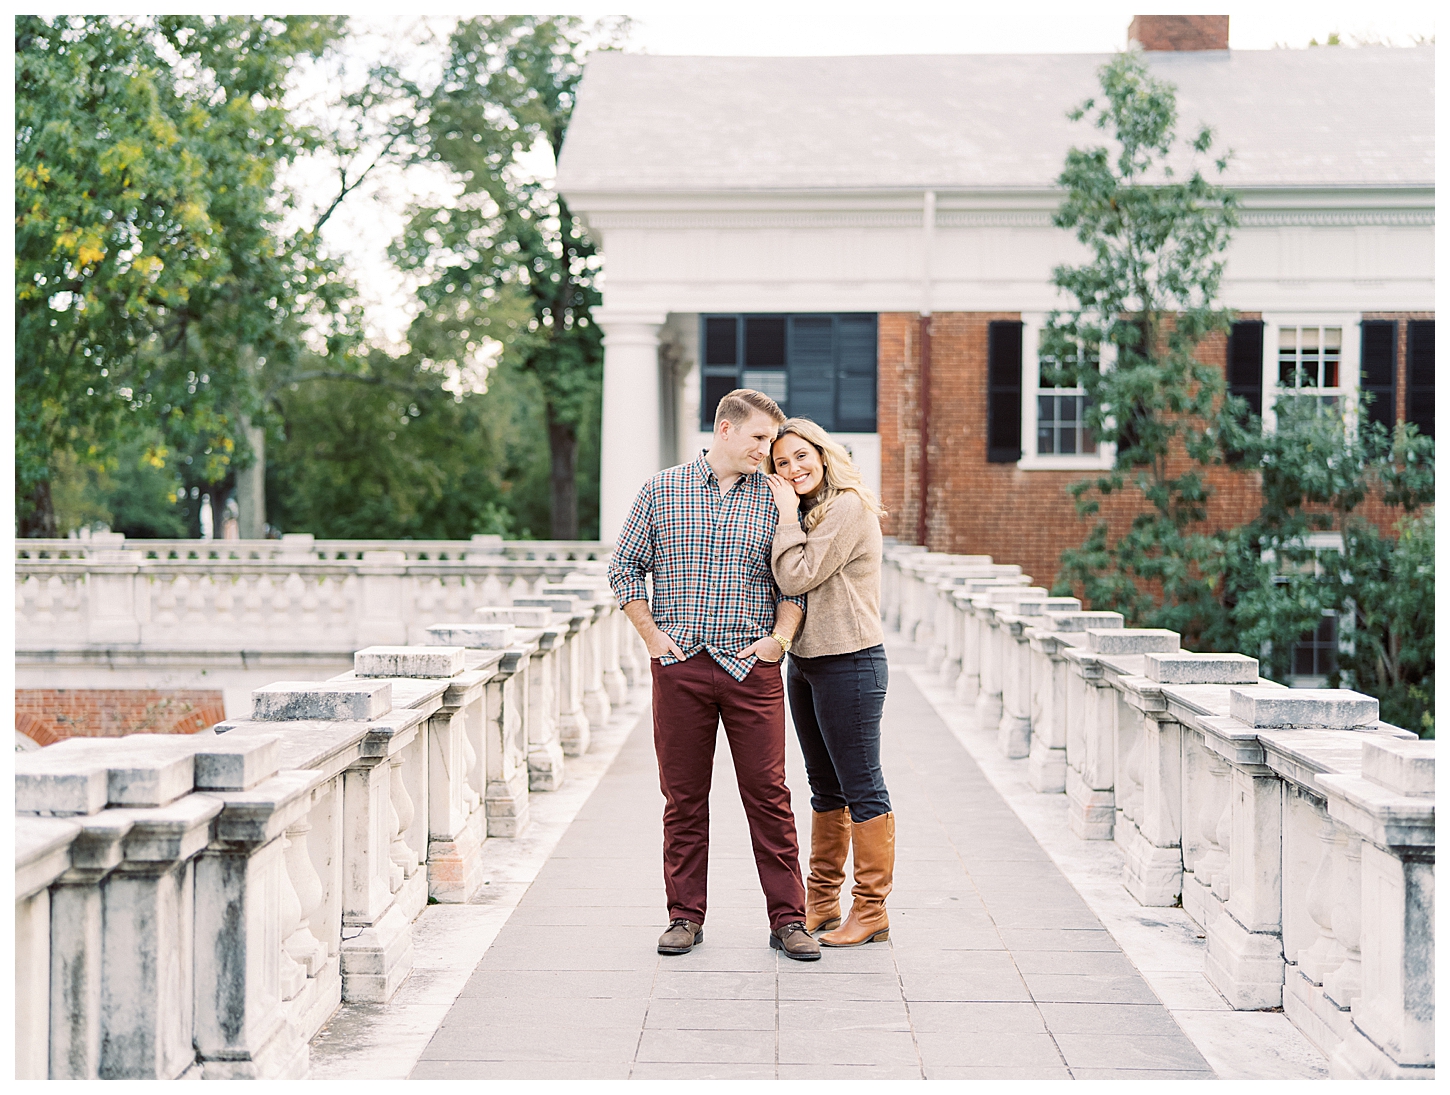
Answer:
[
  {"xmin": 996, "ymin": 595, "xmax": 1076, "ymax": 759},
  {"xmin": 85, "ymin": 551, "xmax": 146, "ymax": 644},
  {"xmin": 355, "ymin": 645, "xmax": 489, "ymax": 905},
  {"xmin": 545, "ymin": 583, "xmax": 615, "ymax": 729},
  {"xmin": 1058, "ymin": 612, "xmax": 1125, "ymax": 840},
  {"xmin": 1320, "ymin": 738, "xmax": 1435, "ymax": 1079},
  {"xmin": 49, "ymin": 814, "xmax": 131, "ymax": 1079},
  {"xmin": 356, "ymin": 550, "xmax": 409, "ymax": 647},
  {"xmin": 17, "ymin": 816, "xmax": 81, "ymax": 1080},
  {"xmin": 1119, "ymin": 651, "xmax": 1260, "ymax": 907},
  {"xmin": 101, "ymin": 794, "xmax": 223, "ymax": 1078},
  {"xmin": 477, "ymin": 606, "xmax": 567, "ymax": 790},
  {"xmin": 1022, "ymin": 602, "xmax": 1083, "ymax": 793},
  {"xmin": 516, "ymin": 594, "xmax": 593, "ymax": 756},
  {"xmin": 596, "ymin": 310, "xmax": 666, "ymax": 542},
  {"xmin": 1202, "ymin": 687, "xmax": 1380, "ymax": 1010},
  {"xmin": 193, "ymin": 761, "xmax": 319, "ymax": 1080},
  {"xmin": 484, "ymin": 647, "xmax": 533, "ymax": 837}
]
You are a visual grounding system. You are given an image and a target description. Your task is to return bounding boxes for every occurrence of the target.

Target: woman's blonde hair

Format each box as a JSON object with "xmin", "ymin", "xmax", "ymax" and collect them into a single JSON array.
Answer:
[{"xmin": 772, "ymin": 417, "xmax": 886, "ymax": 532}]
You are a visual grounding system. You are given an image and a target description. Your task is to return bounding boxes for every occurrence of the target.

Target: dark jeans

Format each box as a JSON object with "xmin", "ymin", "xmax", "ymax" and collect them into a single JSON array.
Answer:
[
  {"xmin": 651, "ymin": 653, "xmax": 806, "ymax": 930},
  {"xmin": 786, "ymin": 644, "xmax": 891, "ymax": 824}
]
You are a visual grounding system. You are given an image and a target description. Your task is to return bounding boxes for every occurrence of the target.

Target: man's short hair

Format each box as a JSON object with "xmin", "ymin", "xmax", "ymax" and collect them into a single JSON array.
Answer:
[{"xmin": 714, "ymin": 389, "xmax": 785, "ymax": 430}]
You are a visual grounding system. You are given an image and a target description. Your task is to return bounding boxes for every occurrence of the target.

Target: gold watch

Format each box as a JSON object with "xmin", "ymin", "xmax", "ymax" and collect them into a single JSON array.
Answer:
[{"xmin": 769, "ymin": 631, "xmax": 793, "ymax": 655}]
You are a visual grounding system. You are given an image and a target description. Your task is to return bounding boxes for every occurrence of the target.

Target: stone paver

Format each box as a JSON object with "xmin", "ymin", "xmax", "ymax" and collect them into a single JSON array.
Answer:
[{"xmin": 410, "ymin": 644, "xmax": 1215, "ymax": 1080}]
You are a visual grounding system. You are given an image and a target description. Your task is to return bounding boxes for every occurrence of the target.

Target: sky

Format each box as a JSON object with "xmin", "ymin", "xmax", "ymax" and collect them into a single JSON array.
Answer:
[{"xmin": 286, "ymin": 2, "xmax": 1440, "ymax": 352}]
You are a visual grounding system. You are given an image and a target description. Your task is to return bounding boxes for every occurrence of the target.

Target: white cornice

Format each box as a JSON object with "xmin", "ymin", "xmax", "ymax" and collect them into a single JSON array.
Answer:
[{"xmin": 582, "ymin": 208, "xmax": 1432, "ymax": 231}]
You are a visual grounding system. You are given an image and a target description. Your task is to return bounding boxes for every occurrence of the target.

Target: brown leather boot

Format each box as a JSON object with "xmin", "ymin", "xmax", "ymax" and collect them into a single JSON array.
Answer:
[
  {"xmin": 805, "ymin": 807, "xmax": 852, "ymax": 932},
  {"xmin": 819, "ymin": 812, "xmax": 894, "ymax": 947}
]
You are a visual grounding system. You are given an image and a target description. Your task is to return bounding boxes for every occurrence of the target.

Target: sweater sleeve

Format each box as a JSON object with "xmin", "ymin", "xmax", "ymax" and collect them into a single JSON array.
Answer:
[{"xmin": 770, "ymin": 493, "xmax": 864, "ymax": 597}]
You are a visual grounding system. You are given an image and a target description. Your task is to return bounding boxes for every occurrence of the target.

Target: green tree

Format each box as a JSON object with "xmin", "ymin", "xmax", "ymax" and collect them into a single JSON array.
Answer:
[
  {"xmin": 15, "ymin": 15, "xmax": 349, "ymax": 535},
  {"xmin": 391, "ymin": 15, "xmax": 628, "ymax": 539},
  {"xmin": 265, "ymin": 346, "xmax": 549, "ymax": 539},
  {"xmin": 1219, "ymin": 402, "xmax": 1435, "ymax": 735},
  {"xmin": 1044, "ymin": 51, "xmax": 1238, "ymax": 645}
]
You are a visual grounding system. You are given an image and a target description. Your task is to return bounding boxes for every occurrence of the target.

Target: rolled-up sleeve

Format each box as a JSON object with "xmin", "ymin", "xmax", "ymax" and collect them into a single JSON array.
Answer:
[{"xmin": 607, "ymin": 481, "xmax": 654, "ymax": 608}]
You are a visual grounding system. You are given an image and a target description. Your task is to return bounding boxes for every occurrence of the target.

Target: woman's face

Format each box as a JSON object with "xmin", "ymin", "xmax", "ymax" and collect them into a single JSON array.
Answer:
[{"xmin": 772, "ymin": 434, "xmax": 826, "ymax": 496}]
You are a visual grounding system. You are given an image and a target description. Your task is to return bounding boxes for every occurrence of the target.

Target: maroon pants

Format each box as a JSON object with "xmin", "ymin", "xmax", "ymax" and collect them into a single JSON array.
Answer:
[{"xmin": 651, "ymin": 653, "xmax": 805, "ymax": 930}]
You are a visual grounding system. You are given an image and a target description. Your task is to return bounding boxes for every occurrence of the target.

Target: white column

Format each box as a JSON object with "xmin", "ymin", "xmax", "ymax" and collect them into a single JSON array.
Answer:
[{"xmin": 595, "ymin": 310, "xmax": 667, "ymax": 542}]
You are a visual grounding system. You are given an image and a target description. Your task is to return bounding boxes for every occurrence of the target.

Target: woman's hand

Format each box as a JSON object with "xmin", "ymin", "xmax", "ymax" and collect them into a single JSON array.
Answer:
[{"xmin": 765, "ymin": 473, "xmax": 800, "ymax": 520}]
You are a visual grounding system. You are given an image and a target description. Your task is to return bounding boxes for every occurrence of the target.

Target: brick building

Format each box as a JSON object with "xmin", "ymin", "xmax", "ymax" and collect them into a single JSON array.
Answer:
[{"xmin": 557, "ymin": 16, "xmax": 1434, "ymax": 590}]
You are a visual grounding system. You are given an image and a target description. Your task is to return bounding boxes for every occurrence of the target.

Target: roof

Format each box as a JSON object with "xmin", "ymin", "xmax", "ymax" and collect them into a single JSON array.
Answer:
[{"xmin": 556, "ymin": 48, "xmax": 1434, "ymax": 193}]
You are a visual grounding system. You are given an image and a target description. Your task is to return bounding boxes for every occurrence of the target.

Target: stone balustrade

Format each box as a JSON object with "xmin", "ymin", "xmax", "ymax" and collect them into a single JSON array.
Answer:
[
  {"xmin": 16, "ymin": 532, "xmax": 609, "ymax": 563},
  {"xmin": 14, "ymin": 584, "xmax": 647, "ymax": 1079},
  {"xmin": 14, "ymin": 535, "xmax": 614, "ymax": 656},
  {"xmin": 883, "ymin": 541, "xmax": 1435, "ymax": 1080}
]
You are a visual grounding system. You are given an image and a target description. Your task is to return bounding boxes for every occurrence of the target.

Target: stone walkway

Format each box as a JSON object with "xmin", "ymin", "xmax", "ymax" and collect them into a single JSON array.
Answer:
[{"xmin": 408, "ymin": 646, "xmax": 1219, "ymax": 1080}]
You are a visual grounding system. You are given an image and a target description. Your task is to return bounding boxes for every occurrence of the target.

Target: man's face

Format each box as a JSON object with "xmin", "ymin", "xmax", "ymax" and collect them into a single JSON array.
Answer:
[{"xmin": 715, "ymin": 411, "xmax": 779, "ymax": 476}]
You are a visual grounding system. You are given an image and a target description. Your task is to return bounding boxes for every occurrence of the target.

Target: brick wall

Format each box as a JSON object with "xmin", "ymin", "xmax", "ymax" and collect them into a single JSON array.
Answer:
[
  {"xmin": 878, "ymin": 311, "xmax": 1422, "ymax": 591},
  {"xmin": 16, "ymin": 690, "xmax": 227, "ymax": 748}
]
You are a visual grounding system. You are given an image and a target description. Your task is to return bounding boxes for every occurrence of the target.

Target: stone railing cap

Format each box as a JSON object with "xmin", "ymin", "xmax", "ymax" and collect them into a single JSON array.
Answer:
[
  {"xmin": 1086, "ymin": 628, "xmax": 1181, "ymax": 655},
  {"xmin": 1049, "ymin": 612, "xmax": 1125, "ymax": 633},
  {"xmin": 1362, "ymin": 737, "xmax": 1434, "ymax": 797},
  {"xmin": 427, "ymin": 623, "xmax": 516, "ymax": 649},
  {"xmin": 252, "ymin": 680, "xmax": 393, "ymax": 722},
  {"xmin": 1143, "ymin": 651, "xmax": 1259, "ymax": 685},
  {"xmin": 476, "ymin": 605, "xmax": 553, "ymax": 627},
  {"xmin": 1229, "ymin": 686, "xmax": 1379, "ymax": 730},
  {"xmin": 355, "ymin": 645, "xmax": 466, "ymax": 679}
]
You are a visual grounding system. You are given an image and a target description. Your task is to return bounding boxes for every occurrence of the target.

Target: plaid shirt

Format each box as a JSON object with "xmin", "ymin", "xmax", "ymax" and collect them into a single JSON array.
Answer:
[{"xmin": 608, "ymin": 450, "xmax": 805, "ymax": 681}]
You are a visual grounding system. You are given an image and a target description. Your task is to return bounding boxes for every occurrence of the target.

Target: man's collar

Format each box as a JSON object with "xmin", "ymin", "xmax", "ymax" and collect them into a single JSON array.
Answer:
[{"xmin": 692, "ymin": 449, "xmax": 714, "ymax": 483}]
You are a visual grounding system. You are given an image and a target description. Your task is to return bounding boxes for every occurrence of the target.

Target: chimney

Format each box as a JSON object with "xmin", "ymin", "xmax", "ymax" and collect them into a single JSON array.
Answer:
[{"xmin": 1128, "ymin": 15, "xmax": 1229, "ymax": 51}]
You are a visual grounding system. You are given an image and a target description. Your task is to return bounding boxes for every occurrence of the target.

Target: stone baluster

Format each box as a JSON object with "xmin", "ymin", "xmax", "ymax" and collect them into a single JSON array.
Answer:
[
  {"xmin": 996, "ymin": 595, "xmax": 1075, "ymax": 759},
  {"xmin": 545, "ymin": 582, "xmax": 617, "ymax": 729},
  {"xmin": 16, "ymin": 816, "xmax": 82, "ymax": 1080},
  {"xmin": 247, "ymin": 679, "xmax": 421, "ymax": 1004},
  {"xmin": 517, "ymin": 593, "xmax": 594, "ymax": 755},
  {"xmin": 193, "ymin": 740, "xmax": 319, "ymax": 1079},
  {"xmin": 1319, "ymin": 737, "xmax": 1434, "ymax": 1079},
  {"xmin": 1058, "ymin": 615, "xmax": 1123, "ymax": 839},
  {"xmin": 1021, "ymin": 602, "xmax": 1082, "ymax": 792},
  {"xmin": 1199, "ymin": 688, "xmax": 1377, "ymax": 1009},
  {"xmin": 478, "ymin": 605, "xmax": 567, "ymax": 790},
  {"xmin": 485, "ymin": 645, "xmax": 534, "ymax": 837},
  {"xmin": 1119, "ymin": 651, "xmax": 1261, "ymax": 908}
]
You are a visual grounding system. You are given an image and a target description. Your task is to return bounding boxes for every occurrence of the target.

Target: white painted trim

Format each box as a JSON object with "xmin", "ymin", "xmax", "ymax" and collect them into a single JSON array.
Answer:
[
  {"xmin": 1259, "ymin": 312, "xmax": 1363, "ymax": 434},
  {"xmin": 1017, "ymin": 313, "xmax": 1116, "ymax": 472}
]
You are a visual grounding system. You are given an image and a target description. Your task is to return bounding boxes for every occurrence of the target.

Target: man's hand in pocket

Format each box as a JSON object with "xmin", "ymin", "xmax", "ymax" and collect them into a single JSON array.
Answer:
[{"xmin": 646, "ymin": 628, "xmax": 686, "ymax": 661}]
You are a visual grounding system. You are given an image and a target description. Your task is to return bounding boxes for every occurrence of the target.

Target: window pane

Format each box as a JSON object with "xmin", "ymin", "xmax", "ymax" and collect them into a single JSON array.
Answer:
[
  {"xmin": 744, "ymin": 317, "xmax": 786, "ymax": 367},
  {"xmin": 1301, "ymin": 328, "xmax": 1318, "ymax": 352},
  {"xmin": 1059, "ymin": 426, "xmax": 1077, "ymax": 454},
  {"xmin": 1279, "ymin": 328, "xmax": 1298, "ymax": 387},
  {"xmin": 1060, "ymin": 396, "xmax": 1078, "ymax": 424},
  {"xmin": 704, "ymin": 317, "xmax": 737, "ymax": 366},
  {"xmin": 1038, "ymin": 425, "xmax": 1054, "ymax": 454}
]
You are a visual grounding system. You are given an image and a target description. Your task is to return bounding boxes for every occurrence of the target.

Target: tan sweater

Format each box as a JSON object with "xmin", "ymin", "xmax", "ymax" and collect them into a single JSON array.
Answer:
[{"xmin": 771, "ymin": 491, "xmax": 885, "ymax": 658}]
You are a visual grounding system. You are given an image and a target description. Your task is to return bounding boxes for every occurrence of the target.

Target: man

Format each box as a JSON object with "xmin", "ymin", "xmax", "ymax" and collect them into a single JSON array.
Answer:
[{"xmin": 608, "ymin": 389, "xmax": 820, "ymax": 961}]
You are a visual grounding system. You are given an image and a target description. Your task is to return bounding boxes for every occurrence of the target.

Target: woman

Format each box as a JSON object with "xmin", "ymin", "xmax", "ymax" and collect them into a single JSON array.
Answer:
[{"xmin": 765, "ymin": 417, "xmax": 892, "ymax": 947}]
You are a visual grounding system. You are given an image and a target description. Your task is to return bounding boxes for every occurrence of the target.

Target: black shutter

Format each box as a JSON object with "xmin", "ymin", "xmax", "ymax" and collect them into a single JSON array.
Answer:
[
  {"xmin": 1228, "ymin": 321, "xmax": 1264, "ymax": 418},
  {"xmin": 1407, "ymin": 320, "xmax": 1434, "ymax": 438},
  {"xmin": 986, "ymin": 321, "xmax": 1023, "ymax": 463},
  {"xmin": 1360, "ymin": 320, "xmax": 1397, "ymax": 432},
  {"xmin": 787, "ymin": 316, "xmax": 834, "ymax": 427},
  {"xmin": 836, "ymin": 315, "xmax": 878, "ymax": 432}
]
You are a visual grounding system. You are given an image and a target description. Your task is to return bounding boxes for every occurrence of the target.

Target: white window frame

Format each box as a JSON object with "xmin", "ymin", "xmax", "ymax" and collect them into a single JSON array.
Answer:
[
  {"xmin": 1259, "ymin": 313, "xmax": 1362, "ymax": 435},
  {"xmin": 1017, "ymin": 314, "xmax": 1116, "ymax": 471}
]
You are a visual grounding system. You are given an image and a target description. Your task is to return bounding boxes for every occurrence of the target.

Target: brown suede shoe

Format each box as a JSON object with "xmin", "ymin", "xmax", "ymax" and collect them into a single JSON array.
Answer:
[
  {"xmin": 769, "ymin": 921, "xmax": 822, "ymax": 961},
  {"xmin": 657, "ymin": 918, "xmax": 703, "ymax": 955}
]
